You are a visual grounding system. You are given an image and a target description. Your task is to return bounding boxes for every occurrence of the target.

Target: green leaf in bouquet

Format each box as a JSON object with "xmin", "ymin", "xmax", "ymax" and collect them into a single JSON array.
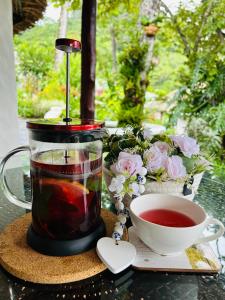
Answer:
[
  {"xmin": 170, "ymin": 148, "xmax": 180, "ymax": 156},
  {"xmin": 104, "ymin": 153, "xmax": 116, "ymax": 167},
  {"xmin": 182, "ymin": 157, "xmax": 196, "ymax": 173},
  {"xmin": 118, "ymin": 137, "xmax": 137, "ymax": 150}
]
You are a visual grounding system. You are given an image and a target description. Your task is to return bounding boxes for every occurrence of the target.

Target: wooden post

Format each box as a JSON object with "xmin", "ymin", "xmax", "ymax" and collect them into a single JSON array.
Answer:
[{"xmin": 80, "ymin": 0, "xmax": 96, "ymax": 120}]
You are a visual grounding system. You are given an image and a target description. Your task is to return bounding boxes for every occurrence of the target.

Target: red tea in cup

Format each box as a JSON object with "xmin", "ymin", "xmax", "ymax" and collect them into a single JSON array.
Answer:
[
  {"xmin": 139, "ymin": 209, "xmax": 196, "ymax": 227},
  {"xmin": 130, "ymin": 194, "xmax": 224, "ymax": 255}
]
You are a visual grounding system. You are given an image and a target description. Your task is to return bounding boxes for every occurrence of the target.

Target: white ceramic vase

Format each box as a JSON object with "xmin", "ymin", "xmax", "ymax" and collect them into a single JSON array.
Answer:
[{"xmin": 103, "ymin": 166, "xmax": 204, "ymax": 207}]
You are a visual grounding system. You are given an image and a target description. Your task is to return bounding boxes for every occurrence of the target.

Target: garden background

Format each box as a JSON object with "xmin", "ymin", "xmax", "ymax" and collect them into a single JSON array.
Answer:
[{"xmin": 14, "ymin": 0, "xmax": 225, "ymax": 179}]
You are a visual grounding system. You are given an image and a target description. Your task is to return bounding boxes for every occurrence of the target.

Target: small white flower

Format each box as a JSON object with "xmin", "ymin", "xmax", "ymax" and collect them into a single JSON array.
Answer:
[
  {"xmin": 138, "ymin": 184, "xmax": 145, "ymax": 194},
  {"xmin": 139, "ymin": 167, "xmax": 147, "ymax": 176},
  {"xmin": 116, "ymin": 185, "xmax": 123, "ymax": 193},
  {"xmin": 115, "ymin": 201, "xmax": 124, "ymax": 211},
  {"xmin": 129, "ymin": 182, "xmax": 140, "ymax": 196},
  {"xmin": 108, "ymin": 177, "xmax": 124, "ymax": 193},
  {"xmin": 116, "ymin": 175, "xmax": 126, "ymax": 184}
]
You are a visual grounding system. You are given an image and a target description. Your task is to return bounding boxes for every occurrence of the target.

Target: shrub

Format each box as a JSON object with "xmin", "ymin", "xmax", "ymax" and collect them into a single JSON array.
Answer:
[{"xmin": 18, "ymin": 98, "xmax": 63, "ymax": 118}]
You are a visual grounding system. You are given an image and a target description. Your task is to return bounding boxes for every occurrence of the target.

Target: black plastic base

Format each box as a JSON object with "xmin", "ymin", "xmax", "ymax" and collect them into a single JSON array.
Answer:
[{"xmin": 27, "ymin": 219, "xmax": 106, "ymax": 256}]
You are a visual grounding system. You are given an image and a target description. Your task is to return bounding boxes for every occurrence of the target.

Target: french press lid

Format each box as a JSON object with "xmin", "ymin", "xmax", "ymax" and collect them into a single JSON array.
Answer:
[{"xmin": 27, "ymin": 119, "xmax": 105, "ymax": 143}]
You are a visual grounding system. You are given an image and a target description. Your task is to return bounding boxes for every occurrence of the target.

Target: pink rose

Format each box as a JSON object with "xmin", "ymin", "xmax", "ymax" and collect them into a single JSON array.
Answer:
[
  {"xmin": 171, "ymin": 135, "xmax": 200, "ymax": 158},
  {"xmin": 153, "ymin": 141, "xmax": 170, "ymax": 154},
  {"xmin": 144, "ymin": 146, "xmax": 167, "ymax": 173},
  {"xmin": 165, "ymin": 156, "xmax": 187, "ymax": 180},
  {"xmin": 111, "ymin": 152, "xmax": 143, "ymax": 176}
]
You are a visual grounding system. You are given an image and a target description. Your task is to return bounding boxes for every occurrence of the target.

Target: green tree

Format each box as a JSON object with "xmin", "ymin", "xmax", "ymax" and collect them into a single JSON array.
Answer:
[
  {"xmin": 98, "ymin": 0, "xmax": 161, "ymax": 126},
  {"xmin": 162, "ymin": 0, "xmax": 225, "ymax": 171}
]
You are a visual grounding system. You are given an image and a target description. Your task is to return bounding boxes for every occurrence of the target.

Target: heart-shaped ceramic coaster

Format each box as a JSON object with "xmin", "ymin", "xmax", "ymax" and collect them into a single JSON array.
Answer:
[{"xmin": 96, "ymin": 237, "xmax": 136, "ymax": 274}]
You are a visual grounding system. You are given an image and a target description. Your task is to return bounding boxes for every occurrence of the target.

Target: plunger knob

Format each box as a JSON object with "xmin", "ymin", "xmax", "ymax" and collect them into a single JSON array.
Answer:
[{"xmin": 55, "ymin": 38, "xmax": 81, "ymax": 53}]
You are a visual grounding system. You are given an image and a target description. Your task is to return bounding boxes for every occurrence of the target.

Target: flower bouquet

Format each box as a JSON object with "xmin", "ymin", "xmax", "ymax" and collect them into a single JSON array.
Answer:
[{"xmin": 103, "ymin": 127, "xmax": 210, "ymax": 207}]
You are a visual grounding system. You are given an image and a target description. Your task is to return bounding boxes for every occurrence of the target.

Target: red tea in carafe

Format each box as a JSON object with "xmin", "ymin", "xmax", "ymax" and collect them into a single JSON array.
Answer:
[{"xmin": 31, "ymin": 149, "xmax": 102, "ymax": 240}]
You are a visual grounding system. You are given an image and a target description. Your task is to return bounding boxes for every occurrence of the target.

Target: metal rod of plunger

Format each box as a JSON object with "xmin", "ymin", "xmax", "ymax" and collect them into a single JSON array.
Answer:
[
  {"xmin": 65, "ymin": 52, "xmax": 70, "ymax": 122},
  {"xmin": 55, "ymin": 38, "xmax": 81, "ymax": 123},
  {"xmin": 64, "ymin": 52, "xmax": 70, "ymax": 163}
]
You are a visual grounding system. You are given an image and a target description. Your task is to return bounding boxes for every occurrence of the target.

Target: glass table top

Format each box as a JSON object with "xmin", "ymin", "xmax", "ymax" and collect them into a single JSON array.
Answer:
[{"xmin": 0, "ymin": 169, "xmax": 225, "ymax": 300}]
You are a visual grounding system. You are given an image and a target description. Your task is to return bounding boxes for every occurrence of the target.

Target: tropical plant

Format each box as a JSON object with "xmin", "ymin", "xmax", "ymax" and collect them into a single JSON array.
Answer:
[{"xmin": 118, "ymin": 39, "xmax": 148, "ymax": 126}]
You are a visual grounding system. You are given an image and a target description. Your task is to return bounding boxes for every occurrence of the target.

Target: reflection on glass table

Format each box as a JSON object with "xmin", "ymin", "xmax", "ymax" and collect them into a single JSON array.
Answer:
[{"xmin": 0, "ymin": 168, "xmax": 225, "ymax": 300}]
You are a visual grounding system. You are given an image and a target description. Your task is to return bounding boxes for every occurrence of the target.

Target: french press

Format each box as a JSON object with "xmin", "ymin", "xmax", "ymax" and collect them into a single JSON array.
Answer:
[{"xmin": 0, "ymin": 39, "xmax": 106, "ymax": 256}]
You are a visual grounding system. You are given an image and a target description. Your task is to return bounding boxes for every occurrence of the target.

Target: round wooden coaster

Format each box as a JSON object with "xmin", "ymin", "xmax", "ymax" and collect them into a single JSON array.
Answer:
[{"xmin": 0, "ymin": 209, "xmax": 127, "ymax": 284}]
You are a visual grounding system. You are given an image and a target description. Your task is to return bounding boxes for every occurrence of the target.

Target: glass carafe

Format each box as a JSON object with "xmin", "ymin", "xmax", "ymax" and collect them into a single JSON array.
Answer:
[{"xmin": 0, "ymin": 119, "xmax": 106, "ymax": 256}]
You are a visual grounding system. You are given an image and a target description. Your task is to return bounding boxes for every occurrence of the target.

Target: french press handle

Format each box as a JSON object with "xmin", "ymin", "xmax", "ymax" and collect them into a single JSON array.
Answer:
[{"xmin": 0, "ymin": 146, "xmax": 32, "ymax": 210}]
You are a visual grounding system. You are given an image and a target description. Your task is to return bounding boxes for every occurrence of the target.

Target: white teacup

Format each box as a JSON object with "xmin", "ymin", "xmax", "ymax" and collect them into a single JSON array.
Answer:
[{"xmin": 130, "ymin": 194, "xmax": 225, "ymax": 255}]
